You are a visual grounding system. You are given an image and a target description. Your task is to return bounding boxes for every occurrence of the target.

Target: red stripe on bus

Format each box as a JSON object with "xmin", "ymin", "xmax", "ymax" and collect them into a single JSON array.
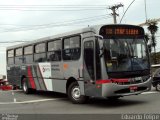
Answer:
[
  {"xmin": 27, "ymin": 66, "xmax": 36, "ymax": 89},
  {"xmin": 96, "ymin": 80, "xmax": 111, "ymax": 84},
  {"xmin": 96, "ymin": 78, "xmax": 129, "ymax": 84},
  {"xmin": 112, "ymin": 79, "xmax": 129, "ymax": 83}
]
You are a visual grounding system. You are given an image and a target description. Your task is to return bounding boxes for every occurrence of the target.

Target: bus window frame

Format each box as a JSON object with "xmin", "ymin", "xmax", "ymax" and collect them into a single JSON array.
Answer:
[
  {"xmin": 62, "ymin": 35, "xmax": 81, "ymax": 61},
  {"xmin": 15, "ymin": 47, "xmax": 23, "ymax": 64},
  {"xmin": 47, "ymin": 39, "xmax": 62, "ymax": 62},
  {"xmin": 35, "ymin": 42, "xmax": 46, "ymax": 54},
  {"xmin": 7, "ymin": 49, "xmax": 15, "ymax": 65},
  {"xmin": 47, "ymin": 39, "xmax": 61, "ymax": 52},
  {"xmin": 15, "ymin": 47, "xmax": 23, "ymax": 57},
  {"xmin": 34, "ymin": 42, "xmax": 47, "ymax": 62},
  {"xmin": 7, "ymin": 49, "xmax": 14, "ymax": 58},
  {"xmin": 24, "ymin": 45, "xmax": 33, "ymax": 55},
  {"xmin": 23, "ymin": 45, "xmax": 34, "ymax": 64}
]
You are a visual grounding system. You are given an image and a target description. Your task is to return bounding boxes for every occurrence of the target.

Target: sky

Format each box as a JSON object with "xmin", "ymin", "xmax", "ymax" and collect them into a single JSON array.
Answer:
[{"xmin": 0, "ymin": 0, "xmax": 159, "ymax": 75}]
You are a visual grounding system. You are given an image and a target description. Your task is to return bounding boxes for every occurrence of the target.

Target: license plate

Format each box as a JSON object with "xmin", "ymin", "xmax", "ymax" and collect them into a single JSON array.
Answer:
[{"xmin": 129, "ymin": 86, "xmax": 138, "ymax": 92}]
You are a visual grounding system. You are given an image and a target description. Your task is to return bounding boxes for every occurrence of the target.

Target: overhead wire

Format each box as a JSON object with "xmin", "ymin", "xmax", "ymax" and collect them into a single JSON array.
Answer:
[
  {"xmin": 0, "ymin": 14, "xmax": 110, "ymax": 27},
  {"xmin": 0, "ymin": 5, "xmax": 107, "ymax": 11},
  {"xmin": 0, "ymin": 9, "xmax": 106, "ymax": 11},
  {"xmin": 0, "ymin": 5, "xmax": 107, "ymax": 6},
  {"xmin": 0, "ymin": 14, "xmax": 112, "ymax": 44},
  {"xmin": 120, "ymin": 0, "xmax": 136, "ymax": 23},
  {"xmin": 0, "ymin": 14, "xmax": 112, "ymax": 33},
  {"xmin": 0, "ymin": 5, "xmax": 108, "ymax": 8},
  {"xmin": 0, "ymin": 5, "xmax": 112, "ymax": 44}
]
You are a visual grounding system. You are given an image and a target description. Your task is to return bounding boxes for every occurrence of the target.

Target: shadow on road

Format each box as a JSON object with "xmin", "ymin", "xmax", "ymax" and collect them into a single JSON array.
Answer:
[
  {"xmin": 34, "ymin": 91, "xmax": 67, "ymax": 98},
  {"xmin": 85, "ymin": 97, "xmax": 149, "ymax": 108},
  {"xmin": 15, "ymin": 90, "xmax": 68, "ymax": 99},
  {"xmin": 14, "ymin": 90, "xmax": 149, "ymax": 108}
]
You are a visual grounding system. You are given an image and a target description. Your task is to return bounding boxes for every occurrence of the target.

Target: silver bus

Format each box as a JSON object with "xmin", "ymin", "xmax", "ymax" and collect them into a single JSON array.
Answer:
[{"xmin": 7, "ymin": 24, "xmax": 152, "ymax": 103}]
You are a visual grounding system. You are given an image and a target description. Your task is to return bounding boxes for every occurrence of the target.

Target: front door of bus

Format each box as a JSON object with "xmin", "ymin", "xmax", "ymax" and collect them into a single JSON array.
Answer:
[{"xmin": 83, "ymin": 38, "xmax": 98, "ymax": 96}]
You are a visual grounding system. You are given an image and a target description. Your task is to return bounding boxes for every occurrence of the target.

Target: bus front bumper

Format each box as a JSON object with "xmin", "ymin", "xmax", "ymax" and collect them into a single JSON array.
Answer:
[{"xmin": 101, "ymin": 77, "xmax": 152, "ymax": 98}]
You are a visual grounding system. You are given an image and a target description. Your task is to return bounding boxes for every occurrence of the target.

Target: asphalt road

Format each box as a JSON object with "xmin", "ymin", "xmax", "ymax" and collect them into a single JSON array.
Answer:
[{"xmin": 0, "ymin": 87, "xmax": 159, "ymax": 115}]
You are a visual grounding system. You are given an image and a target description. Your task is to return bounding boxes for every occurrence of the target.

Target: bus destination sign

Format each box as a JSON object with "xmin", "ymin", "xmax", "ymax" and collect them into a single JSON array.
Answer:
[
  {"xmin": 100, "ymin": 25, "xmax": 144, "ymax": 38},
  {"xmin": 106, "ymin": 28, "xmax": 139, "ymax": 35}
]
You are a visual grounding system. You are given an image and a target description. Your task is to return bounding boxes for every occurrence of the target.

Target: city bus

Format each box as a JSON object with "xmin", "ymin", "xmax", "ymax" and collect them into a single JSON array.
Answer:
[{"xmin": 6, "ymin": 24, "xmax": 152, "ymax": 103}]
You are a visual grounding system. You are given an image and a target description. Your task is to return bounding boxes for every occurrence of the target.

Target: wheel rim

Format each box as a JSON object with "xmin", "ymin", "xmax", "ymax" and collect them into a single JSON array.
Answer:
[
  {"xmin": 23, "ymin": 82, "xmax": 27, "ymax": 92},
  {"xmin": 71, "ymin": 86, "xmax": 81, "ymax": 100},
  {"xmin": 156, "ymin": 83, "xmax": 160, "ymax": 91}
]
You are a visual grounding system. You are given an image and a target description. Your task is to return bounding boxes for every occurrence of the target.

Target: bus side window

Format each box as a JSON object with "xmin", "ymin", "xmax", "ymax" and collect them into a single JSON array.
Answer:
[
  {"xmin": 24, "ymin": 46, "xmax": 33, "ymax": 64},
  {"xmin": 15, "ymin": 48, "xmax": 23, "ymax": 64},
  {"xmin": 34, "ymin": 43, "xmax": 46, "ymax": 62},
  {"xmin": 47, "ymin": 40, "xmax": 61, "ymax": 61},
  {"xmin": 7, "ymin": 50, "xmax": 14, "ymax": 65},
  {"xmin": 63, "ymin": 36, "xmax": 81, "ymax": 61}
]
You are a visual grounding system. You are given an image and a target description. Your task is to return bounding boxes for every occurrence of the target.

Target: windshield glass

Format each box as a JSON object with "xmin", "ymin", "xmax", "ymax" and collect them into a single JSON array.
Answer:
[{"xmin": 103, "ymin": 38, "xmax": 149, "ymax": 73}]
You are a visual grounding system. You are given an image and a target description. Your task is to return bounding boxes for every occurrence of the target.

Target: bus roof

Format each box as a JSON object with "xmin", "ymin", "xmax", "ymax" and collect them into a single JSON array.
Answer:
[{"xmin": 6, "ymin": 24, "xmax": 141, "ymax": 50}]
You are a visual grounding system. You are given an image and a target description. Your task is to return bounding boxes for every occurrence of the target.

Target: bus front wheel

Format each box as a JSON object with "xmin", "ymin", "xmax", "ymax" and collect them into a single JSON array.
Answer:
[
  {"xmin": 67, "ymin": 82, "xmax": 87, "ymax": 104},
  {"xmin": 156, "ymin": 83, "xmax": 160, "ymax": 91}
]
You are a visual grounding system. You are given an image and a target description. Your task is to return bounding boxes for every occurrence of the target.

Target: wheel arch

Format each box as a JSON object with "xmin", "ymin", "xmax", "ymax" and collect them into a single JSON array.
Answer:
[
  {"xmin": 66, "ymin": 77, "xmax": 77, "ymax": 93},
  {"xmin": 66, "ymin": 77, "xmax": 85, "ymax": 95}
]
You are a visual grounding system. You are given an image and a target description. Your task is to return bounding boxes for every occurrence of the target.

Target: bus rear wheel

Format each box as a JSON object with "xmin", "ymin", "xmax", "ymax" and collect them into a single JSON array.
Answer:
[
  {"xmin": 22, "ymin": 79, "xmax": 32, "ymax": 94},
  {"xmin": 68, "ymin": 82, "xmax": 87, "ymax": 104}
]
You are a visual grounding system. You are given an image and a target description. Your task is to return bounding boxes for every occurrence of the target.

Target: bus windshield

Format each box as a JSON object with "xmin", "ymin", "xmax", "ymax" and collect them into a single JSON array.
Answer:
[{"xmin": 103, "ymin": 38, "xmax": 149, "ymax": 77}]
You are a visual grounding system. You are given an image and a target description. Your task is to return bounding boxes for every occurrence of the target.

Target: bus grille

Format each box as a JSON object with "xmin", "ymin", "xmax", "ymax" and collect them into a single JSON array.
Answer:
[
  {"xmin": 114, "ymin": 87, "xmax": 147, "ymax": 94},
  {"xmin": 114, "ymin": 80, "xmax": 142, "ymax": 85},
  {"xmin": 113, "ymin": 76, "xmax": 149, "ymax": 85}
]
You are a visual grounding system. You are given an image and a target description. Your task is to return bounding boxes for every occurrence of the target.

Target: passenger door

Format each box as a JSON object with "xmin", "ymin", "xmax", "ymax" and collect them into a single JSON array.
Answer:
[{"xmin": 83, "ymin": 38, "xmax": 97, "ymax": 96}]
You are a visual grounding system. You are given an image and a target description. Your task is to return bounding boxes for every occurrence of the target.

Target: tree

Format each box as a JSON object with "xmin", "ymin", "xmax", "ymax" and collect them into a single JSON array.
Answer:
[
  {"xmin": 147, "ymin": 21, "xmax": 159, "ymax": 63},
  {"xmin": 145, "ymin": 33, "xmax": 152, "ymax": 53}
]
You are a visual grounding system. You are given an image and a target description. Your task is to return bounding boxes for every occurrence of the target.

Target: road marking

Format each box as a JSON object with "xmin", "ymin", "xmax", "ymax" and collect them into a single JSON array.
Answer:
[
  {"xmin": 10, "ymin": 90, "xmax": 22, "ymax": 92},
  {"xmin": 0, "ymin": 98, "xmax": 64, "ymax": 105},
  {"xmin": 14, "ymin": 98, "xmax": 17, "ymax": 103},
  {"xmin": 11, "ymin": 91, "xmax": 17, "ymax": 103},
  {"xmin": 141, "ymin": 91, "xmax": 159, "ymax": 94}
]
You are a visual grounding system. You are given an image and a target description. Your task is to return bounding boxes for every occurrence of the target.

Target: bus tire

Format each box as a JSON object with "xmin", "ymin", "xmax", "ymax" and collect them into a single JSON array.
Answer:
[
  {"xmin": 67, "ymin": 82, "xmax": 87, "ymax": 104},
  {"xmin": 155, "ymin": 83, "xmax": 160, "ymax": 91},
  {"xmin": 22, "ymin": 79, "xmax": 32, "ymax": 94}
]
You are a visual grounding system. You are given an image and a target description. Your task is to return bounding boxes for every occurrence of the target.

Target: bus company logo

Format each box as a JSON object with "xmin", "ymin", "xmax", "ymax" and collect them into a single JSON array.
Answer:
[{"xmin": 42, "ymin": 67, "xmax": 50, "ymax": 73}]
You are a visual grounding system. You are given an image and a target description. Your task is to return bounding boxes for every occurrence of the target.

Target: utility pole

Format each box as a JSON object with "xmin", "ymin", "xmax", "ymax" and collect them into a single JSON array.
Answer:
[{"xmin": 108, "ymin": 3, "xmax": 123, "ymax": 24}]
